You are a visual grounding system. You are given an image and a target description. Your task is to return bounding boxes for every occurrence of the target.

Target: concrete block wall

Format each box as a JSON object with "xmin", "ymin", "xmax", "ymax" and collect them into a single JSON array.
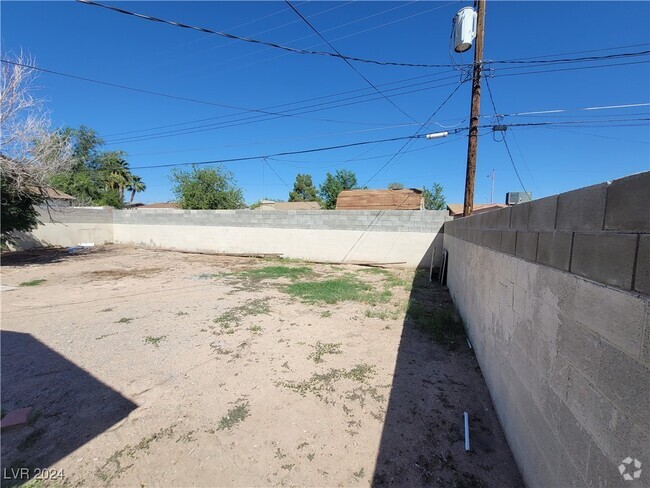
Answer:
[
  {"xmin": 443, "ymin": 171, "xmax": 650, "ymax": 488},
  {"xmin": 15, "ymin": 208, "xmax": 449, "ymax": 268},
  {"xmin": 10, "ymin": 206, "xmax": 114, "ymax": 249},
  {"xmin": 112, "ymin": 209, "xmax": 449, "ymax": 267}
]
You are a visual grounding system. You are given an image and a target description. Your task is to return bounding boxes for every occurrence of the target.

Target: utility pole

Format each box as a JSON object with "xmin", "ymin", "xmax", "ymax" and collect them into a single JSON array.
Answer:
[
  {"xmin": 462, "ymin": 0, "xmax": 486, "ymax": 217},
  {"xmin": 488, "ymin": 169, "xmax": 495, "ymax": 203}
]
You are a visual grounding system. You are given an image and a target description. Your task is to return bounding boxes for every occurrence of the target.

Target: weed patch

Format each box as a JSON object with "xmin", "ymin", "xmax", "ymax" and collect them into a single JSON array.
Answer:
[
  {"xmin": 116, "ymin": 317, "xmax": 133, "ymax": 324},
  {"xmin": 286, "ymin": 276, "xmax": 390, "ymax": 304},
  {"xmin": 308, "ymin": 341, "xmax": 342, "ymax": 363},
  {"xmin": 19, "ymin": 279, "xmax": 46, "ymax": 287},
  {"xmin": 236, "ymin": 265, "xmax": 312, "ymax": 282},
  {"xmin": 408, "ymin": 300, "xmax": 465, "ymax": 345},
  {"xmin": 217, "ymin": 402, "xmax": 250, "ymax": 430},
  {"xmin": 144, "ymin": 335, "xmax": 167, "ymax": 347}
]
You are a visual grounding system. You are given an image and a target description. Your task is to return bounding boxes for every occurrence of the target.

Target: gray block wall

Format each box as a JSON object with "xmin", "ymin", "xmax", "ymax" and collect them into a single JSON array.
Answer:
[
  {"xmin": 443, "ymin": 171, "xmax": 650, "ymax": 488},
  {"xmin": 112, "ymin": 209, "xmax": 449, "ymax": 233}
]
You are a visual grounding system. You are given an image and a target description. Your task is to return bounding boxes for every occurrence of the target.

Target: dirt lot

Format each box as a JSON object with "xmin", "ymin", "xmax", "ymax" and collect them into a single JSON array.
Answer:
[{"xmin": 1, "ymin": 246, "xmax": 522, "ymax": 487}]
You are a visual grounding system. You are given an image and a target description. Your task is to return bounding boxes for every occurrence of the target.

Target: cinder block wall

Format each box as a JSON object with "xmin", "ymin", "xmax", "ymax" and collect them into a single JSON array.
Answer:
[
  {"xmin": 11, "ymin": 206, "xmax": 114, "ymax": 249},
  {"xmin": 443, "ymin": 172, "xmax": 650, "ymax": 487},
  {"xmin": 16, "ymin": 208, "xmax": 449, "ymax": 267},
  {"xmin": 112, "ymin": 209, "xmax": 449, "ymax": 267}
]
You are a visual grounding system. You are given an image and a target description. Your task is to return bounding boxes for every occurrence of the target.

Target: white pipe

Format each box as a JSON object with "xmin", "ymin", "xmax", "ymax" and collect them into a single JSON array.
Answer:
[
  {"xmin": 466, "ymin": 338, "xmax": 472, "ymax": 349},
  {"xmin": 464, "ymin": 412, "xmax": 470, "ymax": 451}
]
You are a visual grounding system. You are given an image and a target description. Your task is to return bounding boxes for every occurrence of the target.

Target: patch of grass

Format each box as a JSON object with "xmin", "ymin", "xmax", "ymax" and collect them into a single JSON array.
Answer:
[
  {"xmin": 237, "ymin": 298, "xmax": 271, "ymax": 316},
  {"xmin": 275, "ymin": 448, "xmax": 287, "ymax": 459},
  {"xmin": 99, "ymin": 307, "xmax": 114, "ymax": 312},
  {"xmin": 354, "ymin": 467, "xmax": 365, "ymax": 479},
  {"xmin": 297, "ymin": 442, "xmax": 309, "ymax": 450},
  {"xmin": 320, "ymin": 310, "xmax": 332, "ymax": 318},
  {"xmin": 175, "ymin": 311, "xmax": 189, "ymax": 316},
  {"xmin": 19, "ymin": 279, "xmax": 46, "ymax": 287},
  {"xmin": 249, "ymin": 325, "xmax": 263, "ymax": 334},
  {"xmin": 308, "ymin": 341, "xmax": 342, "ymax": 363},
  {"xmin": 88, "ymin": 267, "xmax": 163, "ymax": 280},
  {"xmin": 408, "ymin": 300, "xmax": 465, "ymax": 344},
  {"xmin": 217, "ymin": 402, "xmax": 249, "ymax": 430},
  {"xmin": 364, "ymin": 309, "xmax": 389, "ymax": 320},
  {"xmin": 116, "ymin": 317, "xmax": 133, "ymax": 324},
  {"xmin": 281, "ymin": 464, "xmax": 295, "ymax": 471},
  {"xmin": 237, "ymin": 265, "xmax": 313, "ymax": 282},
  {"xmin": 96, "ymin": 426, "xmax": 175, "ymax": 483},
  {"xmin": 144, "ymin": 335, "xmax": 167, "ymax": 347},
  {"xmin": 278, "ymin": 364, "xmax": 376, "ymax": 401},
  {"xmin": 96, "ymin": 332, "xmax": 118, "ymax": 340},
  {"xmin": 307, "ymin": 453, "xmax": 315, "ymax": 461},
  {"xmin": 286, "ymin": 276, "xmax": 390, "ymax": 304}
]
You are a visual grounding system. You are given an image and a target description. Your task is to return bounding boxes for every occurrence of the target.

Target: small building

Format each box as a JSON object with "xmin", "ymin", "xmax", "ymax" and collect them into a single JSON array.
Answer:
[
  {"xmin": 335, "ymin": 189, "xmax": 423, "ymax": 210},
  {"xmin": 33, "ymin": 187, "xmax": 77, "ymax": 206},
  {"xmin": 446, "ymin": 203, "xmax": 508, "ymax": 217}
]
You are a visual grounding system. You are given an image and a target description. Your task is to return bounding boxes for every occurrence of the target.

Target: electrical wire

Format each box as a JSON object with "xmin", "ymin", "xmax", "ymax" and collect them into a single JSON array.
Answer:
[
  {"xmin": 284, "ymin": 0, "xmax": 419, "ymax": 123},
  {"xmin": 76, "ymin": 0, "xmax": 465, "ymax": 69},
  {"xmin": 362, "ymin": 80, "xmax": 468, "ymax": 187},
  {"xmin": 129, "ymin": 134, "xmax": 424, "ymax": 170},
  {"xmin": 484, "ymin": 77, "xmax": 530, "ymax": 194}
]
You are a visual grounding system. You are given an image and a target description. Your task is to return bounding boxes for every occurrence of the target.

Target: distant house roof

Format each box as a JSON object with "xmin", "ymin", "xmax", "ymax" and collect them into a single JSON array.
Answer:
[
  {"xmin": 140, "ymin": 202, "xmax": 179, "ymax": 209},
  {"xmin": 31, "ymin": 187, "xmax": 76, "ymax": 200},
  {"xmin": 274, "ymin": 201, "xmax": 321, "ymax": 210},
  {"xmin": 336, "ymin": 189, "xmax": 423, "ymax": 210},
  {"xmin": 447, "ymin": 203, "xmax": 508, "ymax": 217},
  {"xmin": 254, "ymin": 201, "xmax": 321, "ymax": 210}
]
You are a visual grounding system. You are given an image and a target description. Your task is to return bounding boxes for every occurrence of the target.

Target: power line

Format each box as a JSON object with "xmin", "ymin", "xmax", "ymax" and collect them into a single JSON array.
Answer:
[
  {"xmin": 76, "ymin": 0, "xmax": 464, "ymax": 69},
  {"xmin": 0, "ymin": 59, "xmax": 381, "ymax": 128},
  {"xmin": 129, "ymin": 134, "xmax": 424, "ymax": 170},
  {"xmin": 284, "ymin": 0, "xmax": 418, "ymax": 123},
  {"xmin": 362, "ymin": 81, "xmax": 468, "ymax": 187},
  {"xmin": 484, "ymin": 77, "xmax": 529, "ymax": 194}
]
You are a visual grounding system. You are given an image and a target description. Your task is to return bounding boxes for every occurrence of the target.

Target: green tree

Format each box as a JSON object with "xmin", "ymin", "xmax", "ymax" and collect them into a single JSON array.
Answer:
[
  {"xmin": 388, "ymin": 182, "xmax": 404, "ymax": 190},
  {"xmin": 127, "ymin": 175, "xmax": 147, "ymax": 203},
  {"xmin": 170, "ymin": 165, "xmax": 245, "ymax": 210},
  {"xmin": 422, "ymin": 182, "xmax": 446, "ymax": 210},
  {"xmin": 1, "ymin": 173, "xmax": 44, "ymax": 244},
  {"xmin": 319, "ymin": 169, "xmax": 358, "ymax": 209},
  {"xmin": 288, "ymin": 174, "xmax": 319, "ymax": 202},
  {"xmin": 49, "ymin": 127, "xmax": 143, "ymax": 208}
]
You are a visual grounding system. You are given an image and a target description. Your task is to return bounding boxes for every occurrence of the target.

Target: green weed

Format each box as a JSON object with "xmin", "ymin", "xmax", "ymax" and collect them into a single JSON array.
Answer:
[
  {"xmin": 237, "ymin": 265, "xmax": 312, "ymax": 281},
  {"xmin": 286, "ymin": 276, "xmax": 390, "ymax": 304},
  {"xmin": 308, "ymin": 341, "xmax": 342, "ymax": 363},
  {"xmin": 217, "ymin": 402, "xmax": 250, "ymax": 430},
  {"xmin": 19, "ymin": 279, "xmax": 46, "ymax": 287},
  {"xmin": 116, "ymin": 317, "xmax": 133, "ymax": 324},
  {"xmin": 144, "ymin": 335, "xmax": 167, "ymax": 347}
]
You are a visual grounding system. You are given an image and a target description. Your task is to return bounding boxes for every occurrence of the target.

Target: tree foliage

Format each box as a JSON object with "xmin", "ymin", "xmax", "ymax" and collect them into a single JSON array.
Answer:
[
  {"xmin": 422, "ymin": 182, "xmax": 447, "ymax": 210},
  {"xmin": 388, "ymin": 182, "xmax": 404, "ymax": 190},
  {"xmin": 50, "ymin": 127, "xmax": 145, "ymax": 207},
  {"xmin": 288, "ymin": 174, "xmax": 319, "ymax": 202},
  {"xmin": 170, "ymin": 165, "xmax": 245, "ymax": 210},
  {"xmin": 318, "ymin": 169, "xmax": 358, "ymax": 209}
]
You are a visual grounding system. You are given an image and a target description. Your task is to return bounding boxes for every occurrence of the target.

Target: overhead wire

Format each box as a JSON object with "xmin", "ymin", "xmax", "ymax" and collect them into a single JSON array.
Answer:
[
  {"xmin": 75, "ymin": 0, "xmax": 466, "ymax": 69},
  {"xmin": 284, "ymin": 0, "xmax": 419, "ymax": 123}
]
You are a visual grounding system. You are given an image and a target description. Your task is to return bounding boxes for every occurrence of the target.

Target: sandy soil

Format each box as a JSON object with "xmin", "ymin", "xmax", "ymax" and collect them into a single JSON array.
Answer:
[{"xmin": 1, "ymin": 245, "xmax": 522, "ymax": 487}]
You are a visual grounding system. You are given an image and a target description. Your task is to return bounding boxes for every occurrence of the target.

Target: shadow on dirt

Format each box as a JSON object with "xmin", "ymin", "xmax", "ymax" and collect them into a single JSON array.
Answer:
[
  {"xmin": 1, "ymin": 331, "xmax": 137, "ymax": 486},
  {"xmin": 371, "ymin": 266, "xmax": 524, "ymax": 487}
]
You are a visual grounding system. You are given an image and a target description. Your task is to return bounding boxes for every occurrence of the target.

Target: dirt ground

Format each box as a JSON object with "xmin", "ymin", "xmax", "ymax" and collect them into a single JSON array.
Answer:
[{"xmin": 1, "ymin": 245, "xmax": 523, "ymax": 487}]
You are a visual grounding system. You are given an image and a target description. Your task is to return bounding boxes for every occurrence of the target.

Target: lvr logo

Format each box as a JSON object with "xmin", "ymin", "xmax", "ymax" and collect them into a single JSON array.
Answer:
[{"xmin": 618, "ymin": 457, "xmax": 642, "ymax": 481}]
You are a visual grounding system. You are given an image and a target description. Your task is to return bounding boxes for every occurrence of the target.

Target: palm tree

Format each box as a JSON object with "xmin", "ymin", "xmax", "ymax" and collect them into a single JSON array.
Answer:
[
  {"xmin": 127, "ymin": 175, "xmax": 146, "ymax": 203},
  {"xmin": 99, "ymin": 152, "xmax": 131, "ymax": 201}
]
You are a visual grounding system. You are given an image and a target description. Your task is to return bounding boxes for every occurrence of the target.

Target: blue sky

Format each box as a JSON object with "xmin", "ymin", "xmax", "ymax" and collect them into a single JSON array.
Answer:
[{"xmin": 2, "ymin": 1, "xmax": 649, "ymax": 204}]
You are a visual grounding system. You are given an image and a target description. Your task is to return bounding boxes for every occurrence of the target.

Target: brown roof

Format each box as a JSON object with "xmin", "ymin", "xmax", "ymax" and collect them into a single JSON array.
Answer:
[
  {"xmin": 447, "ymin": 203, "xmax": 508, "ymax": 216},
  {"xmin": 274, "ymin": 201, "xmax": 321, "ymax": 210},
  {"xmin": 336, "ymin": 189, "xmax": 423, "ymax": 210},
  {"xmin": 140, "ymin": 202, "xmax": 179, "ymax": 209},
  {"xmin": 31, "ymin": 187, "xmax": 76, "ymax": 200}
]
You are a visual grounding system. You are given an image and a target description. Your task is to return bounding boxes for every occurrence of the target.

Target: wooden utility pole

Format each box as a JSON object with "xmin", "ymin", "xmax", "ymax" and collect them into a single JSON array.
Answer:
[{"xmin": 462, "ymin": 0, "xmax": 486, "ymax": 217}]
